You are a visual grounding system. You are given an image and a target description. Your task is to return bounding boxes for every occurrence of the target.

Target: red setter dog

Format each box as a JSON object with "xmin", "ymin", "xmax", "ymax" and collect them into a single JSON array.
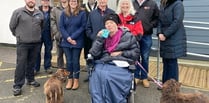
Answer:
[
  {"xmin": 161, "ymin": 79, "xmax": 209, "ymax": 103},
  {"xmin": 44, "ymin": 69, "xmax": 69, "ymax": 103}
]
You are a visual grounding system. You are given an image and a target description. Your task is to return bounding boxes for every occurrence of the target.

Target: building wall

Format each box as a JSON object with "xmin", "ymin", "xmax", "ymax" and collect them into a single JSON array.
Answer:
[
  {"xmin": 36, "ymin": 0, "xmax": 55, "ymax": 6},
  {"xmin": 0, "ymin": 0, "xmax": 117, "ymax": 44},
  {"xmin": 0, "ymin": 1, "xmax": 25, "ymax": 44}
]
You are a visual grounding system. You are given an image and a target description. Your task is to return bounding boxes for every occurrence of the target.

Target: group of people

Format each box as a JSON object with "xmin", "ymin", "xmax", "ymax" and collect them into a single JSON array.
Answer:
[{"xmin": 9, "ymin": 0, "xmax": 186, "ymax": 102}]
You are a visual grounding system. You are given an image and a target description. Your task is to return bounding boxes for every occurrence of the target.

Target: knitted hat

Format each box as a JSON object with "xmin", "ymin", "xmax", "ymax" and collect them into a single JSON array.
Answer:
[{"xmin": 104, "ymin": 13, "xmax": 121, "ymax": 25}]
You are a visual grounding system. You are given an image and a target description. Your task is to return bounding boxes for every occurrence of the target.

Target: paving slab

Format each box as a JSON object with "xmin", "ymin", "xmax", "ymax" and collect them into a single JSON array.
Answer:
[{"xmin": 0, "ymin": 45, "xmax": 209, "ymax": 103}]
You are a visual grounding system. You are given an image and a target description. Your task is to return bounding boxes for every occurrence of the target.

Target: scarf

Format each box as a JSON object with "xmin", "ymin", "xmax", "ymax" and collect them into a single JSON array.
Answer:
[{"xmin": 105, "ymin": 29, "xmax": 123, "ymax": 53}]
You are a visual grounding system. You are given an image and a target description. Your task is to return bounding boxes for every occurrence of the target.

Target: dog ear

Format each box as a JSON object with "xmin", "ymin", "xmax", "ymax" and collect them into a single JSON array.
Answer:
[
  {"xmin": 164, "ymin": 79, "xmax": 176, "ymax": 94},
  {"xmin": 170, "ymin": 79, "xmax": 176, "ymax": 83},
  {"xmin": 164, "ymin": 85, "xmax": 172, "ymax": 95},
  {"xmin": 64, "ymin": 70, "xmax": 70, "ymax": 76}
]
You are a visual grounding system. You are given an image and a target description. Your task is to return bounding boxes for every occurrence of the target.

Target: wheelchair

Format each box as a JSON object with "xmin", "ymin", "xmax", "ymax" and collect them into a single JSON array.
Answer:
[{"xmin": 86, "ymin": 54, "xmax": 136, "ymax": 103}]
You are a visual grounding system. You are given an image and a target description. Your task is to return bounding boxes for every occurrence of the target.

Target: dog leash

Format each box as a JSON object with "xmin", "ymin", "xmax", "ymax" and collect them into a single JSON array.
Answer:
[
  {"xmin": 136, "ymin": 61, "xmax": 163, "ymax": 88},
  {"xmin": 67, "ymin": 64, "xmax": 94, "ymax": 78},
  {"xmin": 68, "ymin": 70, "xmax": 82, "ymax": 78}
]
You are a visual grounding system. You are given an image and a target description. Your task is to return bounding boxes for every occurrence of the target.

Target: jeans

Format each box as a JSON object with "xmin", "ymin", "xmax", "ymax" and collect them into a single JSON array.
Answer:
[
  {"xmin": 162, "ymin": 58, "xmax": 179, "ymax": 83},
  {"xmin": 135, "ymin": 35, "xmax": 152, "ymax": 79},
  {"xmin": 34, "ymin": 34, "xmax": 52, "ymax": 71},
  {"xmin": 63, "ymin": 47, "xmax": 82, "ymax": 79},
  {"xmin": 14, "ymin": 43, "xmax": 41, "ymax": 88}
]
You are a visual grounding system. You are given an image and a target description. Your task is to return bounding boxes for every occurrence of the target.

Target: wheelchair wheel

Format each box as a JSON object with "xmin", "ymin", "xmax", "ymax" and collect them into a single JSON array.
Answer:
[
  {"xmin": 127, "ymin": 90, "xmax": 135, "ymax": 103},
  {"xmin": 127, "ymin": 68, "xmax": 136, "ymax": 103}
]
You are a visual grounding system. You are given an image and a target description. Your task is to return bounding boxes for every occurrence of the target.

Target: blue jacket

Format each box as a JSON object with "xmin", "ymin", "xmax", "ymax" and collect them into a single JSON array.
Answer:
[
  {"xmin": 59, "ymin": 10, "xmax": 87, "ymax": 48},
  {"xmin": 157, "ymin": 0, "xmax": 187, "ymax": 58},
  {"xmin": 86, "ymin": 8, "xmax": 114, "ymax": 40}
]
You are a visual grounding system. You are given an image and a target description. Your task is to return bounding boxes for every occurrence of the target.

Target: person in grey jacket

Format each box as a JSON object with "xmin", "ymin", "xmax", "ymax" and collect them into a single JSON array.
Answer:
[
  {"xmin": 157, "ymin": 0, "xmax": 186, "ymax": 84},
  {"xmin": 9, "ymin": 0, "xmax": 43, "ymax": 96},
  {"xmin": 51, "ymin": 0, "xmax": 68, "ymax": 69},
  {"xmin": 89, "ymin": 13, "xmax": 140, "ymax": 102}
]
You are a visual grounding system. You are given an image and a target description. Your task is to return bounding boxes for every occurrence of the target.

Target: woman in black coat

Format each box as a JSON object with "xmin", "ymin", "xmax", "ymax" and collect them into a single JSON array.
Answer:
[{"xmin": 157, "ymin": 0, "xmax": 186, "ymax": 84}]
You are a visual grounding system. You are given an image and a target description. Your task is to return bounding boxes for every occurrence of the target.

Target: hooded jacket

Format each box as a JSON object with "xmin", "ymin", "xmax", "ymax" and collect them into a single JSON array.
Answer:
[{"xmin": 157, "ymin": 0, "xmax": 186, "ymax": 58}]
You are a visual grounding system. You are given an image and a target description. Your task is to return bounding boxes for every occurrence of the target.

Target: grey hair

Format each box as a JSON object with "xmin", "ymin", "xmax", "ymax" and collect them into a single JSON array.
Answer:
[{"xmin": 116, "ymin": 0, "xmax": 136, "ymax": 15}]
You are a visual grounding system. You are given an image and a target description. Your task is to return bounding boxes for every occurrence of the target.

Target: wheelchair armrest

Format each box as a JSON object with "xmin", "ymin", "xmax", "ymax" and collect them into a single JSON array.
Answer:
[
  {"xmin": 128, "ymin": 65, "xmax": 136, "ymax": 72},
  {"xmin": 86, "ymin": 54, "xmax": 94, "ymax": 67}
]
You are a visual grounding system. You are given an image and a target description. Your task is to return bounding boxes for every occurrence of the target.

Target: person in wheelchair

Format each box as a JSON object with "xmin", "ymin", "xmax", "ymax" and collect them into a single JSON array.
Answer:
[{"xmin": 88, "ymin": 13, "xmax": 140, "ymax": 103}]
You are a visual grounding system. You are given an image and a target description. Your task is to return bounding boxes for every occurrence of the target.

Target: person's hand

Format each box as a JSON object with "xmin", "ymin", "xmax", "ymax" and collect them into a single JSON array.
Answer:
[
  {"xmin": 67, "ymin": 37, "xmax": 72, "ymax": 43},
  {"xmin": 71, "ymin": 40, "xmax": 77, "ymax": 45},
  {"xmin": 67, "ymin": 37, "xmax": 76, "ymax": 45},
  {"xmin": 110, "ymin": 51, "xmax": 122, "ymax": 57},
  {"xmin": 97, "ymin": 30, "xmax": 103, "ymax": 37},
  {"xmin": 159, "ymin": 34, "xmax": 166, "ymax": 41}
]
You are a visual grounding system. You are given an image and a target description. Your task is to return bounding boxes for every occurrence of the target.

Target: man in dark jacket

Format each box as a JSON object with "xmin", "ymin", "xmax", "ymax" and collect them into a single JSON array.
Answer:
[
  {"xmin": 34, "ymin": 0, "xmax": 53, "ymax": 74},
  {"xmin": 82, "ymin": 0, "xmax": 97, "ymax": 64},
  {"xmin": 9, "ymin": 0, "xmax": 43, "ymax": 96},
  {"xmin": 82, "ymin": 0, "xmax": 98, "ymax": 82},
  {"xmin": 86, "ymin": 0, "xmax": 115, "ymax": 41},
  {"xmin": 133, "ymin": 0, "xmax": 159, "ymax": 88},
  {"xmin": 85, "ymin": 0, "xmax": 114, "ymax": 82}
]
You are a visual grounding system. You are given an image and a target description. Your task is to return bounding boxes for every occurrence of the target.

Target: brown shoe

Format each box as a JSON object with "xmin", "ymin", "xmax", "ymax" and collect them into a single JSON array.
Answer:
[
  {"xmin": 72, "ymin": 79, "xmax": 79, "ymax": 90},
  {"xmin": 134, "ymin": 78, "xmax": 142, "ymax": 85},
  {"xmin": 66, "ymin": 79, "xmax": 73, "ymax": 90},
  {"xmin": 142, "ymin": 79, "xmax": 150, "ymax": 88}
]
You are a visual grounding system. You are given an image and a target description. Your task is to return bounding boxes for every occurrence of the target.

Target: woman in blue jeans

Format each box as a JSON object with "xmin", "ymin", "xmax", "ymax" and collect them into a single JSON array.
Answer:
[{"xmin": 59, "ymin": 0, "xmax": 86, "ymax": 90}]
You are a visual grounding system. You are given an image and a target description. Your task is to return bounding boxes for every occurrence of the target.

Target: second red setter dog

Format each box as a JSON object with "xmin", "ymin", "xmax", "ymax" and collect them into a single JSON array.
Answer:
[
  {"xmin": 160, "ymin": 79, "xmax": 209, "ymax": 103},
  {"xmin": 44, "ymin": 69, "xmax": 69, "ymax": 103}
]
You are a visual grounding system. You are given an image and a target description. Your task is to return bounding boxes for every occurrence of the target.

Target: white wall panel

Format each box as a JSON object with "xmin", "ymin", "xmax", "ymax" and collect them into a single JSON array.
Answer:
[{"xmin": 0, "ymin": 1, "xmax": 25, "ymax": 44}]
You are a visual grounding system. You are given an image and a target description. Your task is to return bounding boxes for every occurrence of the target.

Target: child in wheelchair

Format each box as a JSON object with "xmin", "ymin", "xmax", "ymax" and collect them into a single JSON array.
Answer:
[{"xmin": 87, "ymin": 13, "xmax": 140, "ymax": 103}]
